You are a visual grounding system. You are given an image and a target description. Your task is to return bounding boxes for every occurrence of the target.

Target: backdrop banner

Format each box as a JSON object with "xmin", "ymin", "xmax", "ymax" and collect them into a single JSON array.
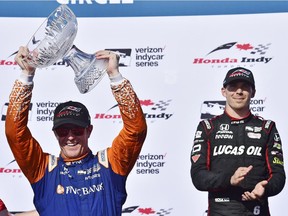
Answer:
[
  {"xmin": 0, "ymin": 12, "xmax": 288, "ymax": 215},
  {"xmin": 0, "ymin": 1, "xmax": 288, "ymax": 17}
]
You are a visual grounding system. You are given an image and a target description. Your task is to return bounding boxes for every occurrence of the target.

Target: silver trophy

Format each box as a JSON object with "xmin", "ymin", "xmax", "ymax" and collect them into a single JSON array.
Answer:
[
  {"xmin": 25, "ymin": 4, "xmax": 108, "ymax": 94},
  {"xmin": 25, "ymin": 4, "xmax": 77, "ymax": 68}
]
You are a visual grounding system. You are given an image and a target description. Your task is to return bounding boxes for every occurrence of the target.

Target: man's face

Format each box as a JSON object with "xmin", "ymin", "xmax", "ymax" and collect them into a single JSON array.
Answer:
[
  {"xmin": 53, "ymin": 123, "xmax": 93, "ymax": 160},
  {"xmin": 221, "ymin": 81, "xmax": 255, "ymax": 112}
]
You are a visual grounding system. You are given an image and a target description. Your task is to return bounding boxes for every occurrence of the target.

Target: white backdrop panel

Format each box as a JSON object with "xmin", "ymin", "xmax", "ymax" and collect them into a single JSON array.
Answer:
[{"xmin": 0, "ymin": 13, "xmax": 288, "ymax": 215}]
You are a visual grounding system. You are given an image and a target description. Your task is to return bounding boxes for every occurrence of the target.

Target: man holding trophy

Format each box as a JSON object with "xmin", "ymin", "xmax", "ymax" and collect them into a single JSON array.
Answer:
[{"xmin": 5, "ymin": 45, "xmax": 147, "ymax": 215}]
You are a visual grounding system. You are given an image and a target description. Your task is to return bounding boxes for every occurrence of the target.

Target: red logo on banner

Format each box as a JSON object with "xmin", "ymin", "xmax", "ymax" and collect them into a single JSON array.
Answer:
[
  {"xmin": 0, "ymin": 167, "xmax": 22, "ymax": 174},
  {"xmin": 138, "ymin": 208, "xmax": 156, "ymax": 214},
  {"xmin": 236, "ymin": 43, "xmax": 253, "ymax": 51}
]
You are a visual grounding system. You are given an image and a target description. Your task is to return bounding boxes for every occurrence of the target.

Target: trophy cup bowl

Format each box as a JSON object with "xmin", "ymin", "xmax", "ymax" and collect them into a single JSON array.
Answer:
[
  {"xmin": 23, "ymin": 4, "xmax": 108, "ymax": 94},
  {"xmin": 25, "ymin": 4, "xmax": 78, "ymax": 68}
]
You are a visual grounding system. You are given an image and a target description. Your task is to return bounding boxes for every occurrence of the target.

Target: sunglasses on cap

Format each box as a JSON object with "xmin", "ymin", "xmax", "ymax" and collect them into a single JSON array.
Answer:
[{"xmin": 54, "ymin": 126, "xmax": 87, "ymax": 137}]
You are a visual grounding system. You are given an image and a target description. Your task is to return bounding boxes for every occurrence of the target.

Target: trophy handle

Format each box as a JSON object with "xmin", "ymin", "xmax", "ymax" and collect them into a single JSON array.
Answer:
[{"xmin": 64, "ymin": 45, "xmax": 108, "ymax": 94}]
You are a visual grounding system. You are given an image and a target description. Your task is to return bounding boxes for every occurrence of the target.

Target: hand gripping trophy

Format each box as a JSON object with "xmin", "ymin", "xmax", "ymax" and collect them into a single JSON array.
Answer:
[{"xmin": 24, "ymin": 4, "xmax": 108, "ymax": 94}]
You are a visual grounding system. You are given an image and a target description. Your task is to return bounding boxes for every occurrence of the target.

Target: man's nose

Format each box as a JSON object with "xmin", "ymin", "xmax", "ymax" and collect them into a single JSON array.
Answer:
[
  {"xmin": 67, "ymin": 129, "xmax": 76, "ymax": 138},
  {"xmin": 235, "ymin": 87, "xmax": 243, "ymax": 93}
]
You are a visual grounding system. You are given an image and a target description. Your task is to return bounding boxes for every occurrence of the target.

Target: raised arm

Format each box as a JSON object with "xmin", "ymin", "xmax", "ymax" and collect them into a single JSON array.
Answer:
[
  {"xmin": 96, "ymin": 50, "xmax": 147, "ymax": 176},
  {"xmin": 5, "ymin": 46, "xmax": 49, "ymax": 184}
]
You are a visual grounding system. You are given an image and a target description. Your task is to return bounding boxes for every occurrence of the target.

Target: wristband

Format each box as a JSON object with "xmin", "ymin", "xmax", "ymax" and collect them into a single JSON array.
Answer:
[
  {"xmin": 110, "ymin": 73, "xmax": 124, "ymax": 85},
  {"xmin": 19, "ymin": 71, "xmax": 34, "ymax": 85}
]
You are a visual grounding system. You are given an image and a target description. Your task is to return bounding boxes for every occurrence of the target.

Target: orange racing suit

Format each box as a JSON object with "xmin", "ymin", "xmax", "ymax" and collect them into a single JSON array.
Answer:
[{"xmin": 5, "ymin": 78, "xmax": 147, "ymax": 216}]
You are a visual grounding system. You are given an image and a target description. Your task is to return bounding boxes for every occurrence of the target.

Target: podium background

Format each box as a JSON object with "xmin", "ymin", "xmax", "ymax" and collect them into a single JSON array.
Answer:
[{"xmin": 0, "ymin": 1, "xmax": 288, "ymax": 215}]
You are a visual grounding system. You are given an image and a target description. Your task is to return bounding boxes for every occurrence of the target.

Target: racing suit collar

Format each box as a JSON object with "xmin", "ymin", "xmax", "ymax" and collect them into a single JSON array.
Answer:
[
  {"xmin": 224, "ymin": 111, "xmax": 253, "ymax": 125},
  {"xmin": 59, "ymin": 149, "xmax": 93, "ymax": 166}
]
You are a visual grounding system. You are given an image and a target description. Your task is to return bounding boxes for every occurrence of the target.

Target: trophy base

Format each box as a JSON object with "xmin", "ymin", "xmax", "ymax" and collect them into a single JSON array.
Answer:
[{"xmin": 74, "ymin": 58, "xmax": 108, "ymax": 94}]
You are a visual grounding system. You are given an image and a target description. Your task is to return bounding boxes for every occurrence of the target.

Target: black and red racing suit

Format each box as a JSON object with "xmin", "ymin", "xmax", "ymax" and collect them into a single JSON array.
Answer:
[{"xmin": 191, "ymin": 111, "xmax": 285, "ymax": 216}]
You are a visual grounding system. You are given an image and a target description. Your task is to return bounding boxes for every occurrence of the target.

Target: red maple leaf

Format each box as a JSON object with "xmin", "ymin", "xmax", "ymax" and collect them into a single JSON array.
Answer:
[
  {"xmin": 138, "ymin": 207, "xmax": 156, "ymax": 215},
  {"xmin": 140, "ymin": 100, "xmax": 154, "ymax": 106},
  {"xmin": 236, "ymin": 43, "xmax": 253, "ymax": 51}
]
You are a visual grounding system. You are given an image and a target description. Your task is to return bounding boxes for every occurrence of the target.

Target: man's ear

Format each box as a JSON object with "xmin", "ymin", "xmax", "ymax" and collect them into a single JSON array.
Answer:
[
  {"xmin": 221, "ymin": 87, "xmax": 226, "ymax": 97},
  {"xmin": 251, "ymin": 89, "xmax": 256, "ymax": 98},
  {"xmin": 87, "ymin": 125, "xmax": 93, "ymax": 138}
]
